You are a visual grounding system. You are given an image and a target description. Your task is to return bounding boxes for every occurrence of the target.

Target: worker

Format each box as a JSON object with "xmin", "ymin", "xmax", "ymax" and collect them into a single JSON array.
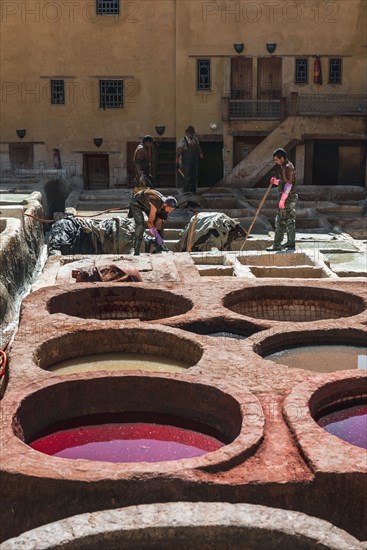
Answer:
[
  {"xmin": 266, "ymin": 148, "xmax": 298, "ymax": 251},
  {"xmin": 129, "ymin": 189, "xmax": 178, "ymax": 255},
  {"xmin": 176, "ymin": 126, "xmax": 204, "ymax": 194},
  {"xmin": 133, "ymin": 135, "xmax": 154, "ymax": 190}
]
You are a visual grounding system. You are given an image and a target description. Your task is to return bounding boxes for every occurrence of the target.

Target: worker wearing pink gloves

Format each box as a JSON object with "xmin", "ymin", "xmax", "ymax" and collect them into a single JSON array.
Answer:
[{"xmin": 266, "ymin": 148, "xmax": 298, "ymax": 251}]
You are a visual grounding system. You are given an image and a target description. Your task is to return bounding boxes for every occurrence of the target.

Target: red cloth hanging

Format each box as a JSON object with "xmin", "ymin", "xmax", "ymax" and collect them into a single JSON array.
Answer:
[{"xmin": 314, "ymin": 57, "xmax": 323, "ymax": 85}]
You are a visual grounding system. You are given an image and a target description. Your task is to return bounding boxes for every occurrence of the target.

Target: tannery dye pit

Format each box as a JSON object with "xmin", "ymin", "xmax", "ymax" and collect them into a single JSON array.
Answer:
[
  {"xmin": 265, "ymin": 344, "xmax": 367, "ymax": 373},
  {"xmin": 316, "ymin": 401, "xmax": 367, "ymax": 450},
  {"xmin": 49, "ymin": 352, "xmax": 189, "ymax": 374},
  {"xmin": 29, "ymin": 412, "xmax": 227, "ymax": 463},
  {"xmin": 1, "ymin": 199, "xmax": 366, "ymax": 547}
]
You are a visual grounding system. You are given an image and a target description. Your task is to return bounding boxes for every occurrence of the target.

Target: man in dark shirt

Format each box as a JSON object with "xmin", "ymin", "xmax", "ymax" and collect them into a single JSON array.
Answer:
[
  {"xmin": 266, "ymin": 148, "xmax": 298, "ymax": 251},
  {"xmin": 129, "ymin": 189, "xmax": 178, "ymax": 255},
  {"xmin": 176, "ymin": 126, "xmax": 204, "ymax": 194},
  {"xmin": 133, "ymin": 135, "xmax": 154, "ymax": 189}
]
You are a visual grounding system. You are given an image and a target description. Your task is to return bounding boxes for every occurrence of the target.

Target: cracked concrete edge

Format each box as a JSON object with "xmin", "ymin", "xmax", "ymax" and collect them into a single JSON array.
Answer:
[{"xmin": 1, "ymin": 502, "xmax": 365, "ymax": 550}]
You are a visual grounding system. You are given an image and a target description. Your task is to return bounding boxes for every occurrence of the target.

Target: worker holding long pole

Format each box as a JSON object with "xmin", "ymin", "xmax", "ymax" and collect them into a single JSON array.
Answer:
[{"xmin": 240, "ymin": 148, "xmax": 297, "ymax": 252}]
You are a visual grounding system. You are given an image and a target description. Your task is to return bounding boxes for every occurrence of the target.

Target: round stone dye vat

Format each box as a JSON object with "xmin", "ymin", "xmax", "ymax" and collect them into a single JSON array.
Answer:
[
  {"xmin": 223, "ymin": 286, "xmax": 365, "ymax": 322},
  {"xmin": 49, "ymin": 352, "xmax": 188, "ymax": 375},
  {"xmin": 47, "ymin": 286, "xmax": 193, "ymax": 320},
  {"xmin": 315, "ymin": 400, "xmax": 367, "ymax": 450},
  {"xmin": 11, "ymin": 375, "xmax": 263, "ymax": 474},
  {"xmin": 265, "ymin": 345, "xmax": 367, "ymax": 373},
  {"xmin": 307, "ymin": 374, "xmax": 367, "ymax": 452},
  {"xmin": 33, "ymin": 327, "xmax": 202, "ymax": 374},
  {"xmin": 255, "ymin": 328, "xmax": 367, "ymax": 373},
  {"xmin": 2, "ymin": 502, "xmax": 364, "ymax": 550},
  {"xmin": 29, "ymin": 411, "xmax": 227, "ymax": 463}
]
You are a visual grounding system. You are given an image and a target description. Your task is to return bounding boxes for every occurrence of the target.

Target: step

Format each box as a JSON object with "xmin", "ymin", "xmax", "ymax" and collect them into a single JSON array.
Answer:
[
  {"xmin": 193, "ymin": 208, "xmax": 247, "ymax": 217},
  {"xmin": 163, "ymin": 228, "xmax": 183, "ymax": 239},
  {"xmin": 296, "ymin": 219, "xmax": 321, "ymax": 229},
  {"xmin": 204, "ymin": 198, "xmax": 239, "ymax": 209},
  {"xmin": 77, "ymin": 195, "xmax": 126, "ymax": 203},
  {"xmin": 243, "ymin": 185, "xmax": 366, "ymax": 201},
  {"xmin": 79, "ymin": 194, "xmax": 126, "ymax": 202},
  {"xmin": 316, "ymin": 204, "xmax": 364, "ymax": 215},
  {"xmin": 76, "ymin": 202, "xmax": 126, "ymax": 211}
]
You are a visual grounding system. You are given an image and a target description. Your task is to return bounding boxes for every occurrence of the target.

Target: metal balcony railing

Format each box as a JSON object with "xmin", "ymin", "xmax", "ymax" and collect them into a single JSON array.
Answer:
[
  {"xmin": 229, "ymin": 100, "xmax": 280, "ymax": 119},
  {"xmin": 223, "ymin": 94, "xmax": 367, "ymax": 121},
  {"xmin": 298, "ymin": 94, "xmax": 367, "ymax": 114}
]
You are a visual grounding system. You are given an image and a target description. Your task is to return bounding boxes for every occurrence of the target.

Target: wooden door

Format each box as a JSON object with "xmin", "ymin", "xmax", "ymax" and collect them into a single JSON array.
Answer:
[
  {"xmin": 231, "ymin": 58, "xmax": 253, "ymax": 99},
  {"xmin": 257, "ymin": 58, "xmax": 282, "ymax": 99},
  {"xmin": 9, "ymin": 143, "xmax": 34, "ymax": 169},
  {"xmin": 83, "ymin": 154, "xmax": 109, "ymax": 190}
]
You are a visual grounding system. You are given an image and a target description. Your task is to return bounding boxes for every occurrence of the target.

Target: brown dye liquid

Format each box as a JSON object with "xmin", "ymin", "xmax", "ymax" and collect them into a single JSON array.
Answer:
[
  {"xmin": 49, "ymin": 352, "xmax": 189, "ymax": 375},
  {"xmin": 265, "ymin": 344, "xmax": 367, "ymax": 373}
]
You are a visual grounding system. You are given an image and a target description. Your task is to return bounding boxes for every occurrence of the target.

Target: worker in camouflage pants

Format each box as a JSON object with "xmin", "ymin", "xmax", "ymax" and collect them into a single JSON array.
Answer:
[{"xmin": 266, "ymin": 148, "xmax": 298, "ymax": 251}]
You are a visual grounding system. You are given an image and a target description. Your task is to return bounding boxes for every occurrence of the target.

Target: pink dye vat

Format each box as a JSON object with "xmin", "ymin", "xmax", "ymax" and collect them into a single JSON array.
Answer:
[
  {"xmin": 30, "ymin": 413, "xmax": 226, "ymax": 463},
  {"xmin": 317, "ymin": 402, "xmax": 367, "ymax": 450}
]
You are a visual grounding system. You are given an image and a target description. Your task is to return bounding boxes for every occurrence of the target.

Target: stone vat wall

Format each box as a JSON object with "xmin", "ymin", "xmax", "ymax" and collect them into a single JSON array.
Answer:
[{"xmin": 0, "ymin": 278, "xmax": 366, "ymax": 543}]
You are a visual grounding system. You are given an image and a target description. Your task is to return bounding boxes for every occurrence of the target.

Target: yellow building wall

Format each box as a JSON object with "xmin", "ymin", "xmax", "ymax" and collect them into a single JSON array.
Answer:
[
  {"xmin": 0, "ymin": 0, "xmax": 366, "ymax": 184},
  {"xmin": 0, "ymin": 1, "xmax": 177, "ymax": 182}
]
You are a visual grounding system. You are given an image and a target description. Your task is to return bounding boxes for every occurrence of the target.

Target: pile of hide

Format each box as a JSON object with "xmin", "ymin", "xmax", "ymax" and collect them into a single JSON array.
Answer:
[
  {"xmin": 72, "ymin": 263, "xmax": 142, "ymax": 283},
  {"xmin": 47, "ymin": 216, "xmax": 135, "ymax": 255},
  {"xmin": 176, "ymin": 212, "xmax": 246, "ymax": 252}
]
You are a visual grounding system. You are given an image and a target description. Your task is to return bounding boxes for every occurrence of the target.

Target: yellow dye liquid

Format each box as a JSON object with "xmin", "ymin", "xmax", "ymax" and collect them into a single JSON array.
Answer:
[
  {"xmin": 266, "ymin": 345, "xmax": 367, "ymax": 373},
  {"xmin": 49, "ymin": 352, "xmax": 189, "ymax": 375}
]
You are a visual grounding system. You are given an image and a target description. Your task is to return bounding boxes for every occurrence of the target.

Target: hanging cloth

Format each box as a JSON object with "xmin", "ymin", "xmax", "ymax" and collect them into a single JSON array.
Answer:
[{"xmin": 314, "ymin": 57, "xmax": 323, "ymax": 85}]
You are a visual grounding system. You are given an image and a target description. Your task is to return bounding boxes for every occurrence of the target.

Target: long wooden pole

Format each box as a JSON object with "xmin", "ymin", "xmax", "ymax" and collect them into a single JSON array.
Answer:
[
  {"xmin": 240, "ymin": 182, "xmax": 274, "ymax": 251},
  {"xmin": 187, "ymin": 211, "xmax": 199, "ymax": 253}
]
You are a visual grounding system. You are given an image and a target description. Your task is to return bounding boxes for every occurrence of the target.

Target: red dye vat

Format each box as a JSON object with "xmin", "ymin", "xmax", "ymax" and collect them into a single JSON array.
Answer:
[
  {"xmin": 30, "ymin": 413, "xmax": 226, "ymax": 463},
  {"xmin": 317, "ymin": 402, "xmax": 367, "ymax": 450}
]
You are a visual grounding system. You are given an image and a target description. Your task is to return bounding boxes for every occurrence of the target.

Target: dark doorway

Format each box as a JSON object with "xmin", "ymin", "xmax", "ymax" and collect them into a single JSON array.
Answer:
[
  {"xmin": 83, "ymin": 154, "xmax": 109, "ymax": 190},
  {"xmin": 198, "ymin": 142, "xmax": 223, "ymax": 187},
  {"xmin": 127, "ymin": 141, "xmax": 176, "ymax": 189},
  {"xmin": 313, "ymin": 143, "xmax": 339, "ymax": 185},
  {"xmin": 153, "ymin": 141, "xmax": 176, "ymax": 187},
  {"xmin": 9, "ymin": 143, "xmax": 34, "ymax": 169}
]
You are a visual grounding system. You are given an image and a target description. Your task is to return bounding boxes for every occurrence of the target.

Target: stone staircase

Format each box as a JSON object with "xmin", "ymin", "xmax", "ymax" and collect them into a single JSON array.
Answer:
[
  {"xmin": 76, "ymin": 189, "xmax": 131, "ymax": 213},
  {"xmin": 237, "ymin": 185, "xmax": 367, "ymax": 234},
  {"xmin": 220, "ymin": 115, "xmax": 367, "ymax": 188},
  {"xmin": 0, "ymin": 174, "xmax": 42, "ymax": 195}
]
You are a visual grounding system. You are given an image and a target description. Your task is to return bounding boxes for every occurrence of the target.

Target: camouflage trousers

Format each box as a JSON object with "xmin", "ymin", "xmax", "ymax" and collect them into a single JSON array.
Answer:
[{"xmin": 273, "ymin": 194, "xmax": 298, "ymax": 247}]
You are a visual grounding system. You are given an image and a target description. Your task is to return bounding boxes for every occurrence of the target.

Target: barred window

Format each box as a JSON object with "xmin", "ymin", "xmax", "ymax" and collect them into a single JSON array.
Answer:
[
  {"xmin": 295, "ymin": 59, "xmax": 308, "ymax": 84},
  {"xmin": 100, "ymin": 80, "xmax": 123, "ymax": 109},
  {"xmin": 96, "ymin": 0, "xmax": 119, "ymax": 14},
  {"xmin": 329, "ymin": 58, "xmax": 342, "ymax": 84},
  {"xmin": 50, "ymin": 80, "xmax": 65, "ymax": 104},
  {"xmin": 197, "ymin": 59, "xmax": 211, "ymax": 91}
]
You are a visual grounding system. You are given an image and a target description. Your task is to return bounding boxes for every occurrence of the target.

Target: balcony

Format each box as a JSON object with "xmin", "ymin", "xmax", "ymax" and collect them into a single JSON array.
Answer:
[
  {"xmin": 222, "ymin": 94, "xmax": 366, "ymax": 121},
  {"xmin": 297, "ymin": 94, "xmax": 367, "ymax": 115},
  {"xmin": 229, "ymin": 100, "xmax": 283, "ymax": 119}
]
